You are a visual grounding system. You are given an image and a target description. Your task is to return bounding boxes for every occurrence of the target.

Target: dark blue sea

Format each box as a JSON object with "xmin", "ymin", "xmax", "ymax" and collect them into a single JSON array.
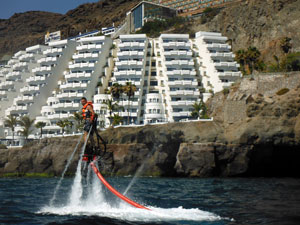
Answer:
[{"xmin": 0, "ymin": 177, "xmax": 300, "ymax": 225}]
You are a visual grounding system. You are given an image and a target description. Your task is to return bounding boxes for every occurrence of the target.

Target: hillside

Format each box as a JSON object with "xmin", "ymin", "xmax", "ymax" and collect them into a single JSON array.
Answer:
[
  {"xmin": 191, "ymin": 0, "xmax": 300, "ymax": 61},
  {"xmin": 0, "ymin": 0, "xmax": 139, "ymax": 58},
  {"xmin": 1, "ymin": 0, "xmax": 299, "ymax": 61}
]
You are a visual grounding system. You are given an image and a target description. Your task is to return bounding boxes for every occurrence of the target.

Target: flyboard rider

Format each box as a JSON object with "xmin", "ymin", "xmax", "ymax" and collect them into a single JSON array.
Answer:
[{"xmin": 81, "ymin": 97, "xmax": 96, "ymax": 161}]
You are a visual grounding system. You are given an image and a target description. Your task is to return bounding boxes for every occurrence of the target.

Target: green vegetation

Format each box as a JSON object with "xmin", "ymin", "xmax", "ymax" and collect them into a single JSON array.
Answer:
[
  {"xmin": 276, "ymin": 88, "xmax": 289, "ymax": 96},
  {"xmin": 191, "ymin": 101, "xmax": 209, "ymax": 119},
  {"xmin": 72, "ymin": 112, "xmax": 84, "ymax": 132},
  {"xmin": 103, "ymin": 99, "xmax": 120, "ymax": 126},
  {"xmin": 0, "ymin": 172, "xmax": 54, "ymax": 178},
  {"xmin": 136, "ymin": 17, "xmax": 187, "ymax": 37},
  {"xmin": 112, "ymin": 113, "xmax": 123, "ymax": 126},
  {"xmin": 35, "ymin": 122, "xmax": 46, "ymax": 139},
  {"xmin": 200, "ymin": 7, "xmax": 221, "ymax": 24},
  {"xmin": 236, "ymin": 37, "xmax": 300, "ymax": 75},
  {"xmin": 56, "ymin": 119, "xmax": 73, "ymax": 134},
  {"xmin": 123, "ymin": 82, "xmax": 137, "ymax": 125},
  {"xmin": 18, "ymin": 116, "xmax": 35, "ymax": 142},
  {"xmin": 222, "ymin": 88, "xmax": 230, "ymax": 95},
  {"xmin": 0, "ymin": 144, "xmax": 7, "ymax": 149},
  {"xmin": 4, "ymin": 115, "xmax": 18, "ymax": 143}
]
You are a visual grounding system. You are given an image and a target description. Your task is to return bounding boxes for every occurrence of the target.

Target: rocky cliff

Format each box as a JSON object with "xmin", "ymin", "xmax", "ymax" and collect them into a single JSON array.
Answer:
[
  {"xmin": 1, "ymin": 72, "xmax": 299, "ymax": 177},
  {"xmin": 0, "ymin": 0, "xmax": 139, "ymax": 58},
  {"xmin": 1, "ymin": 0, "xmax": 299, "ymax": 61},
  {"xmin": 192, "ymin": 0, "xmax": 300, "ymax": 60}
]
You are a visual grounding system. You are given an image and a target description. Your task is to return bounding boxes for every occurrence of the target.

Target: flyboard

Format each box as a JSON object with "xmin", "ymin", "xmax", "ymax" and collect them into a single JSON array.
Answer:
[{"xmin": 90, "ymin": 162, "xmax": 150, "ymax": 210}]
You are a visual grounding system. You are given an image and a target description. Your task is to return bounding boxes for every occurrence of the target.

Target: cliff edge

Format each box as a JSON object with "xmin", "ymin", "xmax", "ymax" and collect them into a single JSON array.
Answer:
[{"xmin": 0, "ymin": 73, "xmax": 300, "ymax": 177}]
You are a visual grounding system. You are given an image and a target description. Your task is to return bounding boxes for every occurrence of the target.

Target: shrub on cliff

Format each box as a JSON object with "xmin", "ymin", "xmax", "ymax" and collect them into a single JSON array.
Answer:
[
  {"xmin": 276, "ymin": 88, "xmax": 289, "ymax": 96},
  {"xmin": 0, "ymin": 144, "xmax": 7, "ymax": 149}
]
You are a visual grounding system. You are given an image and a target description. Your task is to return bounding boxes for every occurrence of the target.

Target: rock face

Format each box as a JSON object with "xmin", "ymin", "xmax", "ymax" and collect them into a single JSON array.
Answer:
[
  {"xmin": 0, "ymin": 73, "xmax": 300, "ymax": 177},
  {"xmin": 192, "ymin": 0, "xmax": 300, "ymax": 60},
  {"xmin": 0, "ymin": 0, "xmax": 140, "ymax": 58}
]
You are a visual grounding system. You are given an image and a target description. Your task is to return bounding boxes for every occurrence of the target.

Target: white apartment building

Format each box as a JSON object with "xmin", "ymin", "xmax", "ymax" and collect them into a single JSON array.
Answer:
[
  {"xmin": 194, "ymin": 31, "xmax": 242, "ymax": 95},
  {"xmin": 35, "ymin": 36, "xmax": 113, "ymax": 135},
  {"xmin": 0, "ymin": 31, "xmax": 241, "ymax": 144},
  {"xmin": 103, "ymin": 34, "xmax": 149, "ymax": 125}
]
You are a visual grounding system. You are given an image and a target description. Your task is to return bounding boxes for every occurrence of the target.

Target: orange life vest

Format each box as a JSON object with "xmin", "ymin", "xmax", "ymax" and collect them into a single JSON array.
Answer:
[{"xmin": 82, "ymin": 101, "xmax": 95, "ymax": 121}]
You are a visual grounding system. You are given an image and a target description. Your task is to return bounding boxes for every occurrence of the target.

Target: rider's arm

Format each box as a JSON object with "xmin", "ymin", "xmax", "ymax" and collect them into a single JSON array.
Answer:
[{"xmin": 87, "ymin": 105, "xmax": 95, "ymax": 121}]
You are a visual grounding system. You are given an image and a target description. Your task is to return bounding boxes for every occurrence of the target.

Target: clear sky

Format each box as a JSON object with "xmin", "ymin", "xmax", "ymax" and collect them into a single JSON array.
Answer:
[{"xmin": 0, "ymin": 0, "xmax": 100, "ymax": 19}]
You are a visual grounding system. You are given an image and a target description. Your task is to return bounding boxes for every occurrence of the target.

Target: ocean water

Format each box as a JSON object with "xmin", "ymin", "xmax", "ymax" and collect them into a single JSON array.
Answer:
[{"xmin": 0, "ymin": 177, "xmax": 300, "ymax": 225}]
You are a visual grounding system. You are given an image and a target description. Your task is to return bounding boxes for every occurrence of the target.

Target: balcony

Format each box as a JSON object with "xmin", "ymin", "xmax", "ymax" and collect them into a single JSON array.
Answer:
[
  {"xmin": 214, "ymin": 62, "xmax": 239, "ymax": 68},
  {"xmin": 217, "ymin": 71, "xmax": 242, "ymax": 77},
  {"xmin": 60, "ymin": 82, "xmax": 88, "ymax": 90},
  {"xmin": 37, "ymin": 56, "xmax": 58, "ymax": 64},
  {"xmin": 19, "ymin": 53, "xmax": 35, "ymax": 61},
  {"xmin": 210, "ymin": 52, "xmax": 235, "ymax": 59},
  {"xmin": 43, "ymin": 48, "xmax": 63, "ymax": 55},
  {"xmin": 26, "ymin": 76, "xmax": 46, "ymax": 84},
  {"xmin": 0, "ymin": 81, "xmax": 14, "ymax": 89},
  {"xmin": 168, "ymin": 80, "xmax": 198, "ymax": 86},
  {"xmin": 73, "ymin": 52, "xmax": 99, "ymax": 60},
  {"xmin": 162, "ymin": 42, "xmax": 190, "ymax": 48},
  {"xmin": 164, "ymin": 60, "xmax": 194, "ymax": 67},
  {"xmin": 20, "ymin": 86, "xmax": 39, "ymax": 93},
  {"xmin": 207, "ymin": 43, "xmax": 231, "ymax": 50},
  {"xmin": 52, "ymin": 102, "xmax": 80, "ymax": 109},
  {"xmin": 115, "ymin": 80, "xmax": 141, "ymax": 87},
  {"xmin": 65, "ymin": 72, "xmax": 92, "ymax": 80},
  {"xmin": 32, "ymin": 66, "xmax": 52, "ymax": 73},
  {"xmin": 76, "ymin": 44, "xmax": 102, "ymax": 51},
  {"xmin": 119, "ymin": 42, "xmax": 145, "ymax": 48},
  {"xmin": 12, "ymin": 62, "xmax": 28, "ymax": 70},
  {"xmin": 115, "ymin": 60, "xmax": 143, "ymax": 67},
  {"xmin": 0, "ymin": 91, "xmax": 7, "ymax": 97},
  {"xmin": 165, "ymin": 70, "xmax": 196, "ymax": 76},
  {"xmin": 164, "ymin": 50, "xmax": 192, "ymax": 57},
  {"xmin": 117, "ymin": 51, "xmax": 144, "ymax": 57},
  {"xmin": 117, "ymin": 112, "xmax": 138, "ymax": 117},
  {"xmin": 169, "ymin": 90, "xmax": 200, "ymax": 96},
  {"xmin": 172, "ymin": 111, "xmax": 190, "ymax": 117},
  {"xmin": 15, "ymin": 95, "xmax": 34, "ymax": 103},
  {"xmin": 56, "ymin": 92, "xmax": 84, "ymax": 99},
  {"xmin": 69, "ymin": 62, "xmax": 95, "ymax": 69}
]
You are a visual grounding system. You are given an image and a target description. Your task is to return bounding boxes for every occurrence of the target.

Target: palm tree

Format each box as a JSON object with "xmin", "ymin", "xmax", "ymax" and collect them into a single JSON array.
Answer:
[
  {"xmin": 35, "ymin": 122, "xmax": 46, "ymax": 139},
  {"xmin": 191, "ymin": 101, "xmax": 208, "ymax": 119},
  {"xmin": 56, "ymin": 120, "xmax": 67, "ymax": 135},
  {"xmin": 4, "ymin": 115, "xmax": 18, "ymax": 145},
  {"xmin": 246, "ymin": 46, "xmax": 261, "ymax": 74},
  {"xmin": 235, "ymin": 49, "xmax": 247, "ymax": 75},
  {"xmin": 123, "ymin": 82, "xmax": 137, "ymax": 125},
  {"xmin": 18, "ymin": 116, "xmax": 35, "ymax": 142},
  {"xmin": 112, "ymin": 113, "xmax": 123, "ymax": 127},
  {"xmin": 103, "ymin": 99, "xmax": 119, "ymax": 126},
  {"xmin": 280, "ymin": 37, "xmax": 292, "ymax": 55},
  {"xmin": 191, "ymin": 102, "xmax": 202, "ymax": 119},
  {"xmin": 64, "ymin": 119, "xmax": 74, "ymax": 133},
  {"xmin": 110, "ymin": 83, "xmax": 123, "ymax": 101},
  {"xmin": 72, "ymin": 112, "xmax": 83, "ymax": 132}
]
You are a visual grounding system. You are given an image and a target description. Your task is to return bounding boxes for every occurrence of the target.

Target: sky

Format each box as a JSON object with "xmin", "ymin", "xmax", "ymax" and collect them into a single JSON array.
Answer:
[{"xmin": 0, "ymin": 0, "xmax": 100, "ymax": 19}]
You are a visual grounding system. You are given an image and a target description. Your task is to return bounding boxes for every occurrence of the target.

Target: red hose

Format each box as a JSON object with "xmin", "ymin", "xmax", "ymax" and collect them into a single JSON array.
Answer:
[{"xmin": 90, "ymin": 162, "xmax": 150, "ymax": 210}]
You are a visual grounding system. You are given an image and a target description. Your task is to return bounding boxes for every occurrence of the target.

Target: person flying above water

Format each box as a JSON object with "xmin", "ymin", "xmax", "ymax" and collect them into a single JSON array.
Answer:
[{"xmin": 81, "ymin": 97, "xmax": 95, "ymax": 146}]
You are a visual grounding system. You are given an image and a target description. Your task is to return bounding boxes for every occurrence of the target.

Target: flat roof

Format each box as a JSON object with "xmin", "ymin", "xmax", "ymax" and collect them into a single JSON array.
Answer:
[
  {"xmin": 160, "ymin": 34, "xmax": 189, "ymax": 39},
  {"xmin": 120, "ymin": 34, "xmax": 147, "ymax": 39},
  {"xmin": 131, "ymin": 1, "xmax": 177, "ymax": 12}
]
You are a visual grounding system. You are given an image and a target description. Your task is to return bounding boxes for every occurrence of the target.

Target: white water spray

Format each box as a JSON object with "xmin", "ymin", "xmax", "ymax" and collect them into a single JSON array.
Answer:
[
  {"xmin": 69, "ymin": 127, "xmax": 92, "ymax": 206},
  {"xmin": 49, "ymin": 134, "xmax": 83, "ymax": 206},
  {"xmin": 123, "ymin": 163, "xmax": 145, "ymax": 196}
]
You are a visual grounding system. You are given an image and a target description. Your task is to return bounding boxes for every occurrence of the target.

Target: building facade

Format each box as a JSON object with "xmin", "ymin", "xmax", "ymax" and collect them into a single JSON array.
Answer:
[
  {"xmin": 146, "ymin": 0, "xmax": 243, "ymax": 17},
  {"xmin": 0, "ymin": 31, "xmax": 241, "ymax": 144}
]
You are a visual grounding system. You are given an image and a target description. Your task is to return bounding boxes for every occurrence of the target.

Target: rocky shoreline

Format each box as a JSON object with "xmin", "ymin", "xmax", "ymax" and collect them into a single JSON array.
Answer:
[{"xmin": 1, "ymin": 73, "xmax": 300, "ymax": 177}]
